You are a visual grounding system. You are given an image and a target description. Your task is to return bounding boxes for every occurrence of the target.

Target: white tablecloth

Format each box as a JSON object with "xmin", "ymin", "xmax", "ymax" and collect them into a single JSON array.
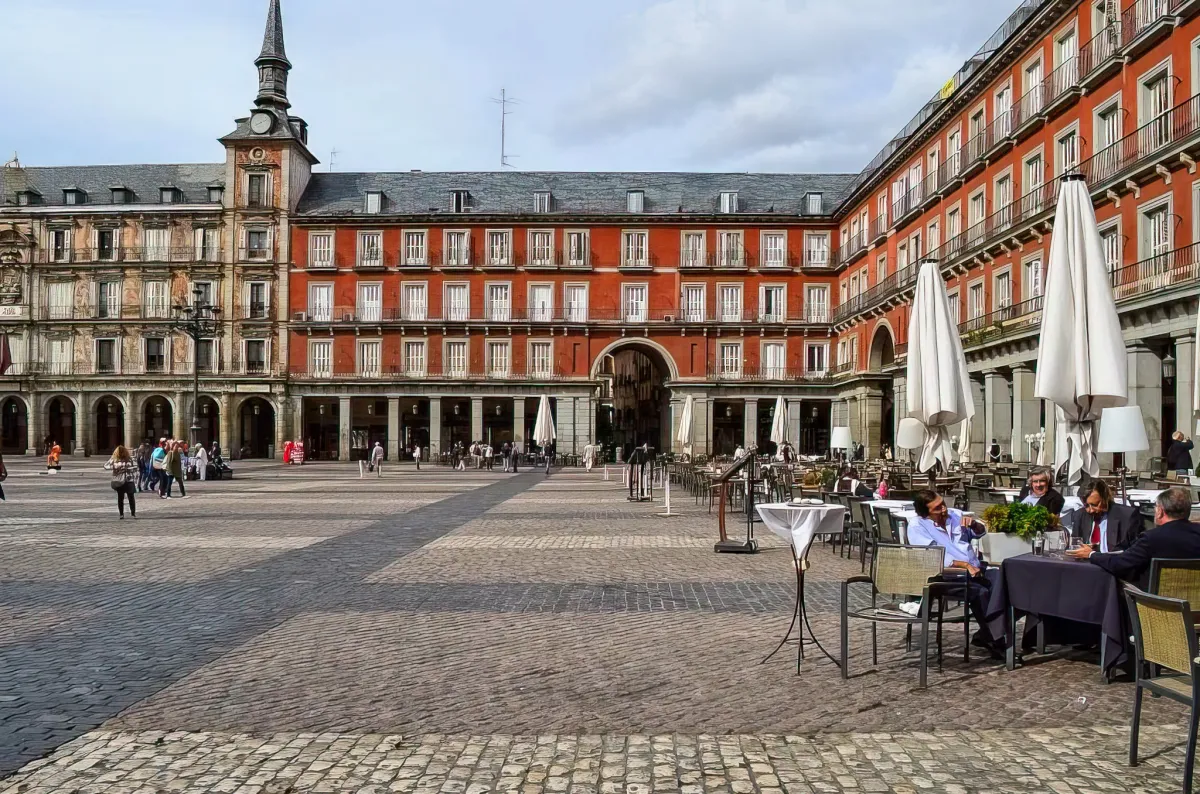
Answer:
[
  {"xmin": 755, "ymin": 502, "xmax": 845, "ymax": 569},
  {"xmin": 867, "ymin": 499, "xmax": 914, "ymax": 511}
]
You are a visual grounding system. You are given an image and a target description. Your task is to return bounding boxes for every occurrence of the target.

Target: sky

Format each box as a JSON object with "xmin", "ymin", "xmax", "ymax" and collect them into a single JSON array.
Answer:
[{"xmin": 3, "ymin": 0, "xmax": 1022, "ymax": 175}]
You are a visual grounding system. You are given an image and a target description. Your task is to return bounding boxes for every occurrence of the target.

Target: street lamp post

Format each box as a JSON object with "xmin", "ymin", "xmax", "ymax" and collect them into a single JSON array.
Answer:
[{"xmin": 171, "ymin": 287, "xmax": 222, "ymax": 447}]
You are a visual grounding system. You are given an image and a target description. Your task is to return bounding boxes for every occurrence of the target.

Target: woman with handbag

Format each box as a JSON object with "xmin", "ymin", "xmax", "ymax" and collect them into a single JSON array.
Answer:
[{"xmin": 103, "ymin": 445, "xmax": 138, "ymax": 518}]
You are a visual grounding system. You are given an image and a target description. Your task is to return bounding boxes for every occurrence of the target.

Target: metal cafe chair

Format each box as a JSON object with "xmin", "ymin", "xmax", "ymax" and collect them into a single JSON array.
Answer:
[
  {"xmin": 1123, "ymin": 585, "xmax": 1200, "ymax": 792},
  {"xmin": 840, "ymin": 543, "xmax": 973, "ymax": 688}
]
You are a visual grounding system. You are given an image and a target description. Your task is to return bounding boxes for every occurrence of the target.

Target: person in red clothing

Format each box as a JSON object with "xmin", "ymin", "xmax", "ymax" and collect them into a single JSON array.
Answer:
[{"xmin": 1060, "ymin": 480, "xmax": 1141, "ymax": 553}]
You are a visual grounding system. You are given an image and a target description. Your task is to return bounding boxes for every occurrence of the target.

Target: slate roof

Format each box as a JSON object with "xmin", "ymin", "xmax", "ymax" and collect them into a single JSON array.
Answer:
[
  {"xmin": 296, "ymin": 171, "xmax": 855, "ymax": 218},
  {"xmin": 2, "ymin": 164, "xmax": 225, "ymax": 207}
]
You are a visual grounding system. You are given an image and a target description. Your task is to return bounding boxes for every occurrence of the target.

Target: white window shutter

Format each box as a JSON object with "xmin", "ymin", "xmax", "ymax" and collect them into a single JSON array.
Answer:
[
  {"xmin": 194, "ymin": 227, "xmax": 204, "ymax": 259},
  {"xmin": 112, "ymin": 225, "xmax": 121, "ymax": 258},
  {"xmin": 266, "ymin": 338, "xmax": 273, "ymax": 373}
]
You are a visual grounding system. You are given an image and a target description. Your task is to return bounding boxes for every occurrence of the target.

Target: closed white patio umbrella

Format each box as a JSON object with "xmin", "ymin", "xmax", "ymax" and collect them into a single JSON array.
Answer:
[
  {"xmin": 906, "ymin": 259, "xmax": 975, "ymax": 473},
  {"xmin": 958, "ymin": 414, "xmax": 972, "ymax": 465},
  {"xmin": 1193, "ymin": 304, "xmax": 1200, "ymax": 430},
  {"xmin": 769, "ymin": 396, "xmax": 788, "ymax": 447},
  {"xmin": 533, "ymin": 395, "xmax": 556, "ymax": 449},
  {"xmin": 676, "ymin": 395, "xmax": 695, "ymax": 454},
  {"xmin": 1034, "ymin": 175, "xmax": 1128, "ymax": 486}
]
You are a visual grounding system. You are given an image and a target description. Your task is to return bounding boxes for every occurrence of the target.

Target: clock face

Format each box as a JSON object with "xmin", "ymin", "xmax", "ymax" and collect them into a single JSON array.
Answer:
[{"xmin": 249, "ymin": 112, "xmax": 273, "ymax": 134}]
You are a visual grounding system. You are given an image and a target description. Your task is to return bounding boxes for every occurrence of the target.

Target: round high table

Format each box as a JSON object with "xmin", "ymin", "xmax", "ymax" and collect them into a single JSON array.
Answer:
[{"xmin": 755, "ymin": 502, "xmax": 846, "ymax": 673}]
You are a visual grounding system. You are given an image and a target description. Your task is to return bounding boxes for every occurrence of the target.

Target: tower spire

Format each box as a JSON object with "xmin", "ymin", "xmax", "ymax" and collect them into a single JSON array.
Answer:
[{"xmin": 255, "ymin": 0, "xmax": 291, "ymax": 111}]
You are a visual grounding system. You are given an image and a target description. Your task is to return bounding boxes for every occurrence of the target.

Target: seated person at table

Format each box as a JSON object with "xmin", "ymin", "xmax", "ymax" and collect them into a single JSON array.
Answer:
[
  {"xmin": 1071, "ymin": 486, "xmax": 1200, "ymax": 589},
  {"xmin": 908, "ymin": 490, "xmax": 1004, "ymax": 650},
  {"xmin": 1061, "ymin": 480, "xmax": 1141, "ymax": 552},
  {"xmin": 835, "ymin": 467, "xmax": 872, "ymax": 498},
  {"xmin": 1016, "ymin": 467, "xmax": 1065, "ymax": 514}
]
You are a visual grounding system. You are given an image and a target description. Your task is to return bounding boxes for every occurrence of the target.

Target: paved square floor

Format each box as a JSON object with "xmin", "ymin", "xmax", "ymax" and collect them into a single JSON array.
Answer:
[{"xmin": 0, "ymin": 458, "xmax": 1189, "ymax": 792}]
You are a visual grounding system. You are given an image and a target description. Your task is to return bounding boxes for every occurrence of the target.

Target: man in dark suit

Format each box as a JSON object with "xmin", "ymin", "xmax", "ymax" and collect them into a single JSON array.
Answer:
[
  {"xmin": 1060, "ymin": 480, "xmax": 1141, "ymax": 553},
  {"xmin": 1016, "ymin": 467, "xmax": 1066, "ymax": 514},
  {"xmin": 1070, "ymin": 486, "xmax": 1200, "ymax": 589}
]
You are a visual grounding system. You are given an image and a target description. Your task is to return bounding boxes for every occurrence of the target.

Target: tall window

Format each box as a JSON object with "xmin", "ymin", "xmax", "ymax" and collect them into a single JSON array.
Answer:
[
  {"xmin": 947, "ymin": 130, "xmax": 961, "ymax": 169},
  {"xmin": 718, "ymin": 285, "xmax": 742, "ymax": 321},
  {"xmin": 719, "ymin": 191, "xmax": 738, "ymax": 213},
  {"xmin": 1024, "ymin": 60, "xmax": 1044, "ymax": 115},
  {"xmin": 248, "ymin": 281, "xmax": 268, "ymax": 319},
  {"xmin": 805, "ymin": 285, "xmax": 828, "ymax": 322},
  {"xmin": 681, "ymin": 232, "xmax": 704, "ymax": 268},
  {"xmin": 1096, "ymin": 104, "xmax": 1122, "ymax": 150},
  {"xmin": 623, "ymin": 284, "xmax": 647, "ymax": 322},
  {"xmin": 717, "ymin": 231, "xmax": 743, "ymax": 267},
  {"xmin": 144, "ymin": 280, "xmax": 169, "ymax": 319},
  {"xmin": 445, "ymin": 340, "xmax": 468, "ymax": 376},
  {"xmin": 48, "ymin": 339, "xmax": 72, "ymax": 375},
  {"xmin": 486, "ymin": 283, "xmax": 511, "ymax": 321},
  {"xmin": 95, "ymin": 339, "xmax": 117, "ymax": 374},
  {"xmin": 403, "ymin": 231, "xmax": 426, "ymax": 266},
  {"xmin": 529, "ymin": 341, "xmax": 552, "ymax": 377},
  {"xmin": 719, "ymin": 342, "xmax": 742, "ymax": 376},
  {"xmin": 968, "ymin": 283, "xmax": 986, "ymax": 319},
  {"xmin": 762, "ymin": 232, "xmax": 786, "ymax": 267},
  {"xmin": 1101, "ymin": 226, "xmax": 1122, "ymax": 271},
  {"xmin": 358, "ymin": 232, "xmax": 382, "ymax": 267},
  {"xmin": 995, "ymin": 175, "xmax": 1013, "ymax": 210},
  {"xmin": 805, "ymin": 343, "xmax": 827, "ymax": 374},
  {"xmin": 309, "ymin": 340, "xmax": 332, "ymax": 377},
  {"xmin": 97, "ymin": 281, "xmax": 120, "ymax": 319},
  {"xmin": 47, "ymin": 282, "xmax": 72, "ymax": 319},
  {"xmin": 529, "ymin": 284, "xmax": 553, "ymax": 321},
  {"xmin": 805, "ymin": 193, "xmax": 822, "ymax": 214},
  {"xmin": 1024, "ymin": 154, "xmax": 1044, "ymax": 190},
  {"xmin": 1144, "ymin": 205, "xmax": 1172, "ymax": 258},
  {"xmin": 445, "ymin": 231, "xmax": 470, "ymax": 265},
  {"xmin": 948, "ymin": 291, "xmax": 961, "ymax": 325},
  {"xmin": 144, "ymin": 228, "xmax": 170, "ymax": 261},
  {"xmin": 946, "ymin": 208, "xmax": 961, "ymax": 240},
  {"xmin": 876, "ymin": 254, "xmax": 888, "ymax": 283},
  {"xmin": 358, "ymin": 283, "xmax": 382, "ymax": 321},
  {"xmin": 626, "ymin": 190, "xmax": 644, "ymax": 213},
  {"xmin": 760, "ymin": 285, "xmax": 784, "ymax": 322},
  {"xmin": 682, "ymin": 284, "xmax": 705, "ymax": 322},
  {"xmin": 197, "ymin": 227, "xmax": 219, "ymax": 262},
  {"xmin": 529, "ymin": 231, "xmax": 553, "ymax": 266},
  {"xmin": 445, "ymin": 283, "xmax": 469, "ymax": 321},
  {"xmin": 247, "ymin": 174, "xmax": 266, "ymax": 208},
  {"xmin": 404, "ymin": 341, "xmax": 426, "ymax": 375},
  {"xmin": 566, "ymin": 231, "xmax": 589, "ymax": 267},
  {"xmin": 358, "ymin": 340, "xmax": 381, "ymax": 377},
  {"xmin": 245, "ymin": 340, "xmax": 266, "ymax": 373},
  {"xmin": 145, "ymin": 338, "xmax": 166, "ymax": 373},
  {"xmin": 564, "ymin": 284, "xmax": 588, "ymax": 322},
  {"xmin": 928, "ymin": 219, "xmax": 940, "ymax": 252},
  {"xmin": 1055, "ymin": 130, "xmax": 1079, "ymax": 174},
  {"xmin": 96, "ymin": 229, "xmax": 115, "ymax": 261},
  {"xmin": 308, "ymin": 283, "xmax": 333, "ymax": 322},
  {"xmin": 309, "ymin": 233, "xmax": 333, "ymax": 268},
  {"xmin": 762, "ymin": 342, "xmax": 785, "ymax": 379},
  {"xmin": 402, "ymin": 283, "xmax": 427, "ymax": 321},
  {"xmin": 622, "ymin": 231, "xmax": 648, "ymax": 267},
  {"xmin": 195, "ymin": 339, "xmax": 215, "ymax": 373},
  {"xmin": 805, "ymin": 234, "xmax": 829, "ymax": 266},
  {"xmin": 487, "ymin": 230, "xmax": 511, "ymax": 266},
  {"xmin": 994, "ymin": 271, "xmax": 1013, "ymax": 310},
  {"xmin": 533, "ymin": 191, "xmax": 551, "ymax": 213},
  {"xmin": 51, "ymin": 229, "xmax": 70, "ymax": 262},
  {"xmin": 487, "ymin": 341, "xmax": 510, "ymax": 376}
]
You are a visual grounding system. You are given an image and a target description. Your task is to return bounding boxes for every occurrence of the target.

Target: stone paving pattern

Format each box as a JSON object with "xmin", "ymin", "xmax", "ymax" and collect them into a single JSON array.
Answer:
[{"xmin": 0, "ymin": 459, "xmax": 1189, "ymax": 791}]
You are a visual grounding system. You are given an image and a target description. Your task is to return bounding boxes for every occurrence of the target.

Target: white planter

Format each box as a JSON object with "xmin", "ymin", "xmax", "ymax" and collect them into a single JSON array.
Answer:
[{"xmin": 980, "ymin": 531, "xmax": 1033, "ymax": 564}]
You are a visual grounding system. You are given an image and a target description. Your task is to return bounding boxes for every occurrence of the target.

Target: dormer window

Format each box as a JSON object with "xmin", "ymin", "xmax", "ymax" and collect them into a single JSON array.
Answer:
[
  {"xmin": 719, "ymin": 191, "xmax": 739, "ymax": 213},
  {"xmin": 365, "ymin": 191, "xmax": 382, "ymax": 214},
  {"xmin": 805, "ymin": 192, "xmax": 823, "ymax": 214},
  {"xmin": 451, "ymin": 190, "xmax": 471, "ymax": 213},
  {"xmin": 207, "ymin": 185, "xmax": 224, "ymax": 203},
  {"xmin": 160, "ymin": 187, "xmax": 178, "ymax": 204},
  {"xmin": 63, "ymin": 188, "xmax": 85, "ymax": 205},
  {"xmin": 110, "ymin": 186, "xmax": 129, "ymax": 204},
  {"xmin": 17, "ymin": 191, "xmax": 33, "ymax": 206},
  {"xmin": 627, "ymin": 190, "xmax": 644, "ymax": 213},
  {"xmin": 533, "ymin": 191, "xmax": 551, "ymax": 213}
]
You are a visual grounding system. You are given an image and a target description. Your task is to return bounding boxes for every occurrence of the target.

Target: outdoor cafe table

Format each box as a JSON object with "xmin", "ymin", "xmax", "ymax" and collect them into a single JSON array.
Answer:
[{"xmin": 998, "ymin": 552, "xmax": 1126, "ymax": 681}]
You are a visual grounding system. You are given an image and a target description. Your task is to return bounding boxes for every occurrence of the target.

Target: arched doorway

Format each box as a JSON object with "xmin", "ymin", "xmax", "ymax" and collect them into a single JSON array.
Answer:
[
  {"xmin": 142, "ymin": 395, "xmax": 173, "ymax": 442},
  {"xmin": 0, "ymin": 397, "xmax": 27, "ymax": 454},
  {"xmin": 238, "ymin": 397, "xmax": 275, "ymax": 458},
  {"xmin": 94, "ymin": 396, "xmax": 125, "ymax": 456},
  {"xmin": 195, "ymin": 396, "xmax": 219, "ymax": 448},
  {"xmin": 595, "ymin": 343, "xmax": 672, "ymax": 459},
  {"xmin": 46, "ymin": 396, "xmax": 76, "ymax": 454},
  {"xmin": 868, "ymin": 325, "xmax": 896, "ymax": 372}
]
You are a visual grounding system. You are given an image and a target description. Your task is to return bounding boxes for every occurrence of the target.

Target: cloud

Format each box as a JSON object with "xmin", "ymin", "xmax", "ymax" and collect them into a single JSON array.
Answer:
[{"xmin": 556, "ymin": 0, "xmax": 1019, "ymax": 171}]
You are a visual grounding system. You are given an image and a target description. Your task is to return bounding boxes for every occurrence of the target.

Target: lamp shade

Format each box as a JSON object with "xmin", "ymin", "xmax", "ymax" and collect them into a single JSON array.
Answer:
[
  {"xmin": 1097, "ymin": 405, "xmax": 1149, "ymax": 453},
  {"xmin": 830, "ymin": 426, "xmax": 853, "ymax": 450},
  {"xmin": 896, "ymin": 417, "xmax": 928, "ymax": 450}
]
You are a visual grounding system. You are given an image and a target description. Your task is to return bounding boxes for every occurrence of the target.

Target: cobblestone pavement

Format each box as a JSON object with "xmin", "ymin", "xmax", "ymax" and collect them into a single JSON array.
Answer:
[{"xmin": 0, "ymin": 459, "xmax": 1189, "ymax": 792}]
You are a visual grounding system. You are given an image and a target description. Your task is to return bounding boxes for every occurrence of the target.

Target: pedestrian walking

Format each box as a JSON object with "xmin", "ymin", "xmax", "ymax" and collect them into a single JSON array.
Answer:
[
  {"xmin": 370, "ymin": 441, "xmax": 385, "ymax": 477},
  {"xmin": 161, "ymin": 441, "xmax": 187, "ymax": 499},
  {"xmin": 133, "ymin": 442, "xmax": 149, "ymax": 491},
  {"xmin": 413, "ymin": 443, "xmax": 421, "ymax": 471},
  {"xmin": 583, "ymin": 441, "xmax": 596, "ymax": 473},
  {"xmin": 103, "ymin": 445, "xmax": 138, "ymax": 519},
  {"xmin": 195, "ymin": 443, "xmax": 209, "ymax": 481},
  {"xmin": 151, "ymin": 439, "xmax": 167, "ymax": 492},
  {"xmin": 484, "ymin": 442, "xmax": 494, "ymax": 470},
  {"xmin": 456, "ymin": 441, "xmax": 466, "ymax": 471},
  {"xmin": 0, "ymin": 451, "xmax": 8, "ymax": 501},
  {"xmin": 501, "ymin": 441, "xmax": 512, "ymax": 472}
]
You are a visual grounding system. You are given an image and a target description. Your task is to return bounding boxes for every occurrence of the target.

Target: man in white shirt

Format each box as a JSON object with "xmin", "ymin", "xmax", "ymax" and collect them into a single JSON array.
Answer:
[{"xmin": 370, "ymin": 441, "xmax": 384, "ymax": 477}]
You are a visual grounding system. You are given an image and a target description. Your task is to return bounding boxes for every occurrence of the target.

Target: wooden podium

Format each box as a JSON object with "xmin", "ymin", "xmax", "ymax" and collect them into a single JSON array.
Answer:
[{"xmin": 713, "ymin": 449, "xmax": 759, "ymax": 554}]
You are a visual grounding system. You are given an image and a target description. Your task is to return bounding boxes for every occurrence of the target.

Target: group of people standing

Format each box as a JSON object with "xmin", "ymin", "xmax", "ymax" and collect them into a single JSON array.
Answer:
[
  {"xmin": 103, "ymin": 438, "xmax": 222, "ymax": 518},
  {"xmin": 451, "ymin": 440, "xmax": 529, "ymax": 472}
]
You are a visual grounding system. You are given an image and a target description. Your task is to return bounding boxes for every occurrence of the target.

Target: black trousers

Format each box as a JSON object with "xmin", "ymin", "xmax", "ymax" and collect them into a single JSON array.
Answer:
[{"xmin": 116, "ymin": 483, "xmax": 136, "ymax": 516}]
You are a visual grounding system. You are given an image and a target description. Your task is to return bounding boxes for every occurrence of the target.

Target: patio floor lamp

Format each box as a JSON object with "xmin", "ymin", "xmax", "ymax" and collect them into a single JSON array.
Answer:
[
  {"xmin": 1098, "ymin": 405, "xmax": 1149, "ymax": 504},
  {"xmin": 831, "ymin": 426, "xmax": 853, "ymax": 465}
]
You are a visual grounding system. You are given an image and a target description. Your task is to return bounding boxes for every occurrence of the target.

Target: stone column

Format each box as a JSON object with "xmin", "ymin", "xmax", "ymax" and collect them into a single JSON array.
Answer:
[
  {"xmin": 25, "ymin": 393, "xmax": 38, "ymax": 455},
  {"xmin": 861, "ymin": 390, "xmax": 883, "ymax": 459},
  {"xmin": 470, "ymin": 396, "xmax": 483, "ymax": 443},
  {"xmin": 338, "ymin": 396, "xmax": 351, "ymax": 461},
  {"xmin": 984, "ymin": 371, "xmax": 1012, "ymax": 459},
  {"xmin": 512, "ymin": 397, "xmax": 525, "ymax": 451},
  {"xmin": 704, "ymin": 397, "xmax": 714, "ymax": 456},
  {"xmin": 1010, "ymin": 365, "xmax": 1039, "ymax": 463},
  {"xmin": 173, "ymin": 390, "xmax": 187, "ymax": 441},
  {"xmin": 75, "ymin": 391, "xmax": 89, "ymax": 456},
  {"xmin": 970, "ymin": 377, "xmax": 986, "ymax": 461},
  {"xmin": 787, "ymin": 398, "xmax": 802, "ymax": 450},
  {"xmin": 220, "ymin": 393, "xmax": 234, "ymax": 452},
  {"xmin": 387, "ymin": 396, "xmax": 400, "ymax": 460},
  {"xmin": 429, "ymin": 397, "xmax": 443, "ymax": 457},
  {"xmin": 669, "ymin": 395, "xmax": 684, "ymax": 454},
  {"xmin": 272, "ymin": 396, "xmax": 285, "ymax": 460},
  {"xmin": 1126, "ymin": 343, "xmax": 1163, "ymax": 472},
  {"xmin": 289, "ymin": 395, "xmax": 303, "ymax": 444},
  {"xmin": 893, "ymin": 375, "xmax": 908, "ymax": 443},
  {"xmin": 1175, "ymin": 332, "xmax": 1197, "ymax": 469},
  {"xmin": 743, "ymin": 397, "xmax": 758, "ymax": 449}
]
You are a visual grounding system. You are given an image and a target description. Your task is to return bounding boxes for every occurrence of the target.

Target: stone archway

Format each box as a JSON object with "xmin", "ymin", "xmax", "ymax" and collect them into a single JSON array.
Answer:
[
  {"xmin": 45, "ymin": 395, "xmax": 77, "ymax": 454},
  {"xmin": 93, "ymin": 395, "xmax": 125, "ymax": 456},
  {"xmin": 142, "ymin": 395, "xmax": 174, "ymax": 442},
  {"xmin": 0, "ymin": 396, "xmax": 27, "ymax": 454},
  {"xmin": 868, "ymin": 324, "xmax": 896, "ymax": 372},
  {"xmin": 238, "ymin": 397, "xmax": 275, "ymax": 459},
  {"xmin": 194, "ymin": 396, "xmax": 220, "ymax": 448},
  {"xmin": 593, "ymin": 341, "xmax": 677, "ymax": 458}
]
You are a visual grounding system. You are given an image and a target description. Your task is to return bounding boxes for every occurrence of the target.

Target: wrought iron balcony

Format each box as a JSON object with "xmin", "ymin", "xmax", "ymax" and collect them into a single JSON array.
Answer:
[{"xmin": 1079, "ymin": 23, "xmax": 1123, "ymax": 88}]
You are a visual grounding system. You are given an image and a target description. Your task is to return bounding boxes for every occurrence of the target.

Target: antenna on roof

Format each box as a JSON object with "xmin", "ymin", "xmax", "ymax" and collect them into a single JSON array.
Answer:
[
  {"xmin": 329, "ymin": 148, "xmax": 339, "ymax": 172},
  {"xmin": 491, "ymin": 88, "xmax": 519, "ymax": 169},
  {"xmin": 2, "ymin": 152, "xmax": 19, "ymax": 169}
]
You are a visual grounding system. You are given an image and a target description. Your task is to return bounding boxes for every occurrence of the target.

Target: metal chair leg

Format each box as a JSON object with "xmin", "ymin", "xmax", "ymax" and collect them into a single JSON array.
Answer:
[
  {"xmin": 840, "ymin": 582, "xmax": 850, "ymax": 680},
  {"xmin": 1129, "ymin": 682, "xmax": 1144, "ymax": 767}
]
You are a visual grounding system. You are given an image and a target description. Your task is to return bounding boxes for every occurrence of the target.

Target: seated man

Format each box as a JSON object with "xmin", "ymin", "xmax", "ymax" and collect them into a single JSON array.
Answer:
[
  {"xmin": 1061, "ymin": 480, "xmax": 1141, "ymax": 552},
  {"xmin": 907, "ymin": 490, "xmax": 1003, "ymax": 651},
  {"xmin": 1070, "ymin": 486, "xmax": 1200, "ymax": 589},
  {"xmin": 1017, "ymin": 467, "xmax": 1065, "ymax": 514}
]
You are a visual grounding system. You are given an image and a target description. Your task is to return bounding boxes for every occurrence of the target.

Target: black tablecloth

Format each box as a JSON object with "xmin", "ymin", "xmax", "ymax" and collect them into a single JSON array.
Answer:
[{"xmin": 998, "ymin": 553, "xmax": 1126, "ymax": 674}]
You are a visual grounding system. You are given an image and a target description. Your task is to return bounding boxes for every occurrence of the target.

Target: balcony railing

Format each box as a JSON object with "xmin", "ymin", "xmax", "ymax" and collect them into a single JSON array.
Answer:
[
  {"xmin": 803, "ymin": 248, "xmax": 830, "ymax": 268},
  {"xmin": 936, "ymin": 150, "xmax": 964, "ymax": 190},
  {"xmin": 758, "ymin": 252, "xmax": 796, "ymax": 269},
  {"xmin": 1079, "ymin": 23, "xmax": 1122, "ymax": 80},
  {"xmin": 292, "ymin": 366, "xmax": 565, "ymax": 381},
  {"xmin": 238, "ymin": 247, "xmax": 272, "ymax": 262},
  {"xmin": 1122, "ymin": 0, "xmax": 1174, "ymax": 44},
  {"xmin": 869, "ymin": 214, "xmax": 888, "ymax": 242},
  {"xmin": 834, "ymin": 231, "xmax": 869, "ymax": 266}
]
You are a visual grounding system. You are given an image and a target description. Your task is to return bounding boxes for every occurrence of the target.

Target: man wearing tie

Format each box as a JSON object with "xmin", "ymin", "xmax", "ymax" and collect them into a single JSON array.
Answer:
[{"xmin": 1061, "ymin": 480, "xmax": 1141, "ymax": 553}]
